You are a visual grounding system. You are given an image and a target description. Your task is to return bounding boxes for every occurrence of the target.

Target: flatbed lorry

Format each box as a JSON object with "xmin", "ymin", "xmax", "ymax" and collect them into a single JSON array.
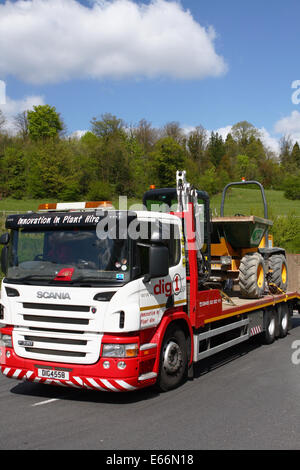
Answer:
[{"xmin": 0, "ymin": 172, "xmax": 299, "ymax": 392}]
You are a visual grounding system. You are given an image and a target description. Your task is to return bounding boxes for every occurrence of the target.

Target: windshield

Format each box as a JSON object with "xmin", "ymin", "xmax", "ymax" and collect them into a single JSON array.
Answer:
[{"xmin": 7, "ymin": 227, "xmax": 130, "ymax": 285}]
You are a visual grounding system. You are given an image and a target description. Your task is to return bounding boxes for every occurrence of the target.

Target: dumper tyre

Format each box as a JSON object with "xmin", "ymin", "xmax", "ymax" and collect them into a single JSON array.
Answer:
[
  {"xmin": 156, "ymin": 325, "xmax": 188, "ymax": 392},
  {"xmin": 239, "ymin": 252, "xmax": 266, "ymax": 299},
  {"xmin": 269, "ymin": 254, "xmax": 288, "ymax": 292}
]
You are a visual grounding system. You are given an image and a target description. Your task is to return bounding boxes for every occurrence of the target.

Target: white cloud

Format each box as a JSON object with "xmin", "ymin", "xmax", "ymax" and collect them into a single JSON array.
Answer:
[
  {"xmin": 258, "ymin": 127, "xmax": 280, "ymax": 155},
  {"xmin": 274, "ymin": 110, "xmax": 300, "ymax": 143},
  {"xmin": 70, "ymin": 129, "xmax": 89, "ymax": 139},
  {"xmin": 0, "ymin": 0, "xmax": 227, "ymax": 84},
  {"xmin": 0, "ymin": 94, "xmax": 45, "ymax": 133},
  {"xmin": 213, "ymin": 125, "xmax": 232, "ymax": 141}
]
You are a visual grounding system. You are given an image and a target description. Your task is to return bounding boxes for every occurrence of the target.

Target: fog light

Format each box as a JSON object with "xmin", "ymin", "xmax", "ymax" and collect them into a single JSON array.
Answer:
[
  {"xmin": 117, "ymin": 361, "xmax": 126, "ymax": 370},
  {"xmin": 2, "ymin": 335, "xmax": 12, "ymax": 348},
  {"xmin": 103, "ymin": 360, "xmax": 110, "ymax": 369},
  {"xmin": 6, "ymin": 350, "xmax": 11, "ymax": 358}
]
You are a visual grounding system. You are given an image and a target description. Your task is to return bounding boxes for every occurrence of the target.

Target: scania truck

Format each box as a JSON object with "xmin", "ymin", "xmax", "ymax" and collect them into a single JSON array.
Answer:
[{"xmin": 0, "ymin": 172, "xmax": 299, "ymax": 392}]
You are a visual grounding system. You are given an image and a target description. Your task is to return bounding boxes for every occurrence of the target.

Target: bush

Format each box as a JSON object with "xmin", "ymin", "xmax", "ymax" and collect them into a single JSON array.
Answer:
[
  {"xmin": 271, "ymin": 212, "xmax": 300, "ymax": 253},
  {"xmin": 282, "ymin": 174, "xmax": 300, "ymax": 200},
  {"xmin": 86, "ymin": 181, "xmax": 113, "ymax": 201}
]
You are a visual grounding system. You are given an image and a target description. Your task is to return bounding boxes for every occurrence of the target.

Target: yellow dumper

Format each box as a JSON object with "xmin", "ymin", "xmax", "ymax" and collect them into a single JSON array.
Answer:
[{"xmin": 211, "ymin": 180, "xmax": 288, "ymax": 299}]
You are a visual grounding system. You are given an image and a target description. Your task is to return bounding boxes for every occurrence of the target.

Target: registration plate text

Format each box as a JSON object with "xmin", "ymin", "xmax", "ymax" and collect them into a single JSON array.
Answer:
[{"xmin": 38, "ymin": 369, "xmax": 69, "ymax": 380}]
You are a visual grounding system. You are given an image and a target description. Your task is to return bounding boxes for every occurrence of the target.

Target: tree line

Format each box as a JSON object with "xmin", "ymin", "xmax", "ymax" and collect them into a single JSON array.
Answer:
[{"xmin": 0, "ymin": 105, "xmax": 300, "ymax": 202}]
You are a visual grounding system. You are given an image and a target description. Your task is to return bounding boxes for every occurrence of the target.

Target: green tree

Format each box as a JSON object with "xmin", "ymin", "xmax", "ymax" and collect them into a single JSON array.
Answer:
[
  {"xmin": 132, "ymin": 119, "xmax": 158, "ymax": 155},
  {"xmin": 187, "ymin": 125, "xmax": 208, "ymax": 172},
  {"xmin": 27, "ymin": 105, "xmax": 63, "ymax": 141},
  {"xmin": 291, "ymin": 142, "xmax": 300, "ymax": 169},
  {"xmin": 91, "ymin": 113, "xmax": 125, "ymax": 140},
  {"xmin": 279, "ymin": 136, "xmax": 293, "ymax": 169},
  {"xmin": 151, "ymin": 137, "xmax": 186, "ymax": 188},
  {"xmin": 206, "ymin": 132, "xmax": 226, "ymax": 168},
  {"xmin": 235, "ymin": 154, "xmax": 258, "ymax": 181},
  {"xmin": 231, "ymin": 121, "xmax": 259, "ymax": 152},
  {"xmin": 2, "ymin": 146, "xmax": 27, "ymax": 198},
  {"xmin": 26, "ymin": 139, "xmax": 81, "ymax": 199}
]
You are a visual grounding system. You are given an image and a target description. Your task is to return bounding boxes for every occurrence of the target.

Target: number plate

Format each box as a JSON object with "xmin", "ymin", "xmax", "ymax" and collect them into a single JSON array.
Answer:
[{"xmin": 37, "ymin": 369, "xmax": 69, "ymax": 380}]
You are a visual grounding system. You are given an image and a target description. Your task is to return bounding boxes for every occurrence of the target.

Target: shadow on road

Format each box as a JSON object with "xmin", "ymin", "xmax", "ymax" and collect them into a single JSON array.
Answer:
[{"xmin": 10, "ymin": 379, "xmax": 160, "ymax": 405}]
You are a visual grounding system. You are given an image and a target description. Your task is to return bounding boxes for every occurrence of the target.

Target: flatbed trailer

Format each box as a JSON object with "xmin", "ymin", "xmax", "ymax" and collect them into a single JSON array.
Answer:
[{"xmin": 192, "ymin": 290, "xmax": 299, "ymax": 364}]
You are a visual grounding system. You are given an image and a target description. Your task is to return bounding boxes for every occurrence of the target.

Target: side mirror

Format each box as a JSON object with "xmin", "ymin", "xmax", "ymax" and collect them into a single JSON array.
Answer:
[
  {"xmin": 1, "ymin": 246, "xmax": 8, "ymax": 275},
  {"xmin": 144, "ymin": 245, "xmax": 169, "ymax": 282},
  {"xmin": 0, "ymin": 233, "xmax": 10, "ymax": 245}
]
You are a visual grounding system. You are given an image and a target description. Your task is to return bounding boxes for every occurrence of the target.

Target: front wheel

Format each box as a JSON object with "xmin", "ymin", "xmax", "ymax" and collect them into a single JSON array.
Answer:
[
  {"xmin": 156, "ymin": 325, "xmax": 188, "ymax": 392},
  {"xmin": 239, "ymin": 252, "xmax": 266, "ymax": 299}
]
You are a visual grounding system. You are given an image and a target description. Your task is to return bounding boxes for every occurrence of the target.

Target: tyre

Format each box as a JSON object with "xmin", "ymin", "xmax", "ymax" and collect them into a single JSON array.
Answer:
[
  {"xmin": 239, "ymin": 252, "xmax": 266, "ymax": 299},
  {"xmin": 156, "ymin": 325, "xmax": 188, "ymax": 392},
  {"xmin": 263, "ymin": 309, "xmax": 276, "ymax": 344},
  {"xmin": 278, "ymin": 303, "xmax": 289, "ymax": 338},
  {"xmin": 269, "ymin": 254, "xmax": 288, "ymax": 292}
]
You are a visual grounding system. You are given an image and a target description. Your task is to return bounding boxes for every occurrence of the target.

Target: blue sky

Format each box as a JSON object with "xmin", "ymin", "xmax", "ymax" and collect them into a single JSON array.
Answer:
[{"xmin": 0, "ymin": 0, "xmax": 300, "ymax": 152}]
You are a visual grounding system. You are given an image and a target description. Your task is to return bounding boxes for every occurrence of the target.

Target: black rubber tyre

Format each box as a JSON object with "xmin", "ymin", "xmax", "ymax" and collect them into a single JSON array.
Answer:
[
  {"xmin": 156, "ymin": 325, "xmax": 188, "ymax": 392},
  {"xmin": 278, "ymin": 303, "xmax": 289, "ymax": 338},
  {"xmin": 269, "ymin": 254, "xmax": 288, "ymax": 292},
  {"xmin": 239, "ymin": 252, "xmax": 266, "ymax": 299},
  {"xmin": 263, "ymin": 309, "xmax": 276, "ymax": 344}
]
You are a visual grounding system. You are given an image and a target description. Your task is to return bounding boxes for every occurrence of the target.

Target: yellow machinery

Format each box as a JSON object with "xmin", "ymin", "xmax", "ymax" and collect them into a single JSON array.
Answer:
[{"xmin": 210, "ymin": 180, "xmax": 288, "ymax": 299}]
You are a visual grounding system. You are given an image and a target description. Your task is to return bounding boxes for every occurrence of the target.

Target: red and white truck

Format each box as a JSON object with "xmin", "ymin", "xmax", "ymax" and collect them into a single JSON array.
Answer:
[{"xmin": 0, "ymin": 171, "xmax": 299, "ymax": 392}]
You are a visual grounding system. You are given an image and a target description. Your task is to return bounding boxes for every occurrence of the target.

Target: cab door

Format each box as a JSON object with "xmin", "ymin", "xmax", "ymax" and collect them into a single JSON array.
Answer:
[{"xmin": 136, "ymin": 218, "xmax": 186, "ymax": 330}]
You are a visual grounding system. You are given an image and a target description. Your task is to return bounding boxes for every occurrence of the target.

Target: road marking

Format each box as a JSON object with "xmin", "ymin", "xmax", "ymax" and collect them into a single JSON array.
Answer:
[{"xmin": 31, "ymin": 398, "xmax": 60, "ymax": 407}]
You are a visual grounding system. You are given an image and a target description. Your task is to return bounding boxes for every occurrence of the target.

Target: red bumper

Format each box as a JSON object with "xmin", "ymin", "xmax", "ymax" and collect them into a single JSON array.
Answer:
[{"xmin": 0, "ymin": 334, "xmax": 158, "ymax": 392}]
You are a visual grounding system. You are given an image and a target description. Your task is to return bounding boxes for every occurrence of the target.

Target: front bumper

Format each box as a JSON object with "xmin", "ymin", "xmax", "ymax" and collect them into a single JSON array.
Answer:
[{"xmin": 0, "ymin": 336, "xmax": 158, "ymax": 392}]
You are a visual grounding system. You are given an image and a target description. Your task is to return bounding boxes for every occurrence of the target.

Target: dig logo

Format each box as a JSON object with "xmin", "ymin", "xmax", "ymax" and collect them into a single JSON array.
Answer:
[{"xmin": 153, "ymin": 273, "xmax": 182, "ymax": 297}]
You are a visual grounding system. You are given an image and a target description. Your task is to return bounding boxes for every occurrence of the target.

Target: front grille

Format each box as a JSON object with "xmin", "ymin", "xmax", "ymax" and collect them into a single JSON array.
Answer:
[
  {"xmin": 12, "ymin": 299, "xmax": 102, "ymax": 364},
  {"xmin": 25, "ymin": 348, "xmax": 86, "ymax": 358},
  {"xmin": 23, "ymin": 315, "xmax": 89, "ymax": 325},
  {"xmin": 13, "ymin": 327, "xmax": 102, "ymax": 364},
  {"xmin": 18, "ymin": 302, "xmax": 95, "ymax": 330},
  {"xmin": 24, "ymin": 335, "xmax": 87, "ymax": 346},
  {"xmin": 23, "ymin": 303, "xmax": 90, "ymax": 312}
]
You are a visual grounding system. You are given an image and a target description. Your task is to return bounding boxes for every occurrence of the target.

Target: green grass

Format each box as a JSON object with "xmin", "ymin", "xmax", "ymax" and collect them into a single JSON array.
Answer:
[
  {"xmin": 0, "ymin": 197, "xmax": 142, "ymax": 213},
  {"xmin": 210, "ymin": 188, "xmax": 300, "ymax": 218},
  {"xmin": 0, "ymin": 198, "xmax": 57, "ymax": 213}
]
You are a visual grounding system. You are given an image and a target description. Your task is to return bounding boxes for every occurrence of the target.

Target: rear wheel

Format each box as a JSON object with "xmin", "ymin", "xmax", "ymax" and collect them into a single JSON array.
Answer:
[
  {"xmin": 263, "ymin": 309, "xmax": 276, "ymax": 344},
  {"xmin": 269, "ymin": 254, "xmax": 288, "ymax": 292},
  {"xmin": 278, "ymin": 303, "xmax": 289, "ymax": 338},
  {"xmin": 239, "ymin": 252, "xmax": 266, "ymax": 299},
  {"xmin": 156, "ymin": 325, "xmax": 188, "ymax": 392}
]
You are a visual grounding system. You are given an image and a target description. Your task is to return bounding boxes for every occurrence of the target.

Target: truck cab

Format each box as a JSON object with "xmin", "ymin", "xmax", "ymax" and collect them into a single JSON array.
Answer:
[{"xmin": 0, "ymin": 202, "xmax": 188, "ymax": 391}]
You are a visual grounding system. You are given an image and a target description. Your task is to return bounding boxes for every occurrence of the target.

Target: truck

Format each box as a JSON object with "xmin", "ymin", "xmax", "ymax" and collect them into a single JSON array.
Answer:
[{"xmin": 0, "ymin": 171, "xmax": 299, "ymax": 392}]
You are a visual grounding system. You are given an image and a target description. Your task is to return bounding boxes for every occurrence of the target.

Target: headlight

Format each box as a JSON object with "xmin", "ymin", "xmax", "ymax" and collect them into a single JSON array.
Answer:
[{"xmin": 102, "ymin": 343, "xmax": 138, "ymax": 358}]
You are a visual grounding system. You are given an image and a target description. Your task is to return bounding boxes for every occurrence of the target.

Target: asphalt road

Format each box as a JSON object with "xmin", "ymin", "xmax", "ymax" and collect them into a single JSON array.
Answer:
[{"xmin": 1, "ymin": 315, "xmax": 300, "ymax": 451}]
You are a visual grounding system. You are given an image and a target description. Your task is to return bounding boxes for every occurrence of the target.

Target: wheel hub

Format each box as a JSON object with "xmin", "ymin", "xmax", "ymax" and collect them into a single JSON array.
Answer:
[{"xmin": 163, "ymin": 341, "xmax": 182, "ymax": 374}]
